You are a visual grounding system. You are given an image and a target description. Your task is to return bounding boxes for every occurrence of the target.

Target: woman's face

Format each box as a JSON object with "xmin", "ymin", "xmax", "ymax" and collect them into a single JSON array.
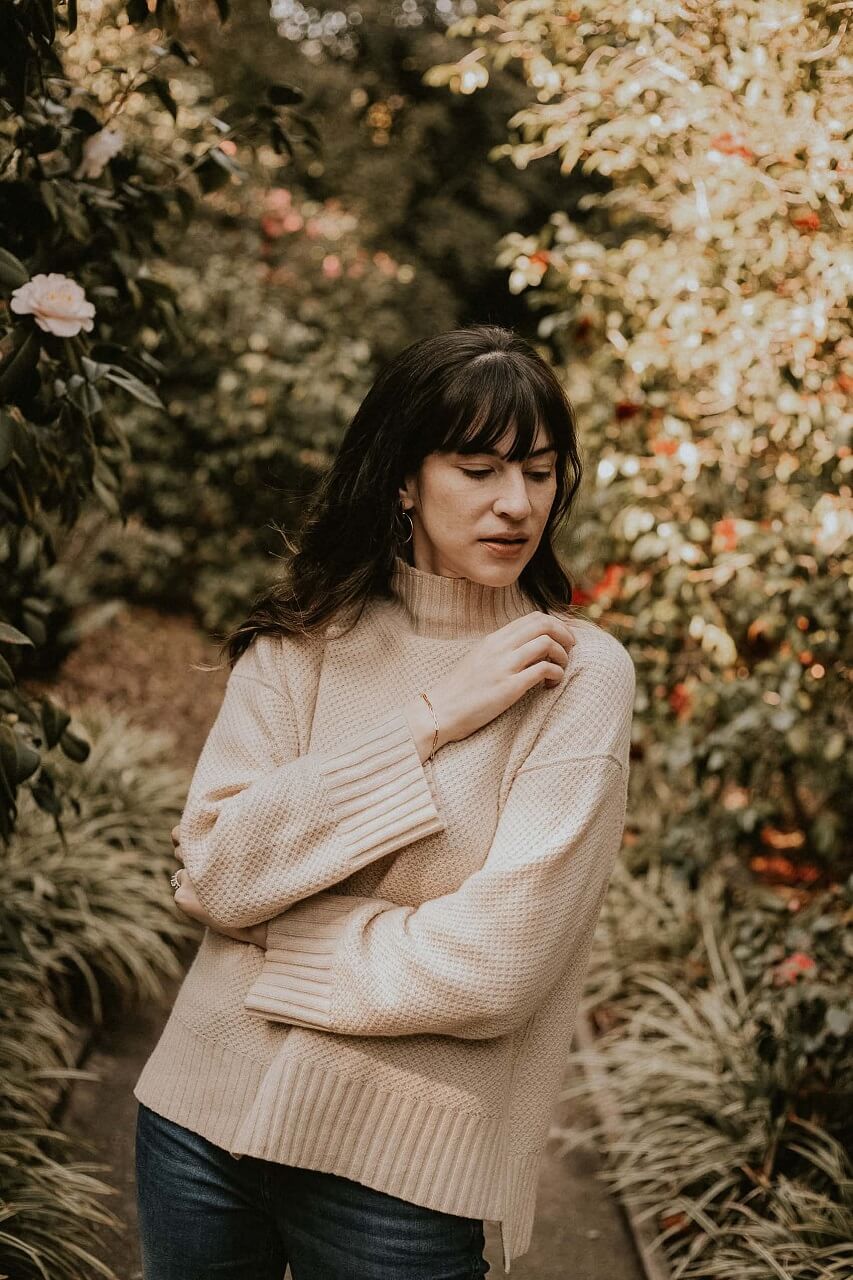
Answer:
[{"xmin": 398, "ymin": 425, "xmax": 558, "ymax": 584}]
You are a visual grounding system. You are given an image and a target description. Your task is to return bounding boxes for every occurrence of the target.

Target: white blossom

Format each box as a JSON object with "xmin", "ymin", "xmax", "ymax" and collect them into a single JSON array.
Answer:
[
  {"xmin": 75, "ymin": 127, "xmax": 124, "ymax": 180},
  {"xmin": 10, "ymin": 272, "xmax": 96, "ymax": 337}
]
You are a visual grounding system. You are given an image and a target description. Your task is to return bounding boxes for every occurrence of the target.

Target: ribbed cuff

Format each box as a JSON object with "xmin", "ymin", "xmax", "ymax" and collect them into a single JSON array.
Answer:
[
  {"xmin": 244, "ymin": 894, "xmax": 372, "ymax": 1029},
  {"xmin": 319, "ymin": 710, "xmax": 445, "ymax": 870}
]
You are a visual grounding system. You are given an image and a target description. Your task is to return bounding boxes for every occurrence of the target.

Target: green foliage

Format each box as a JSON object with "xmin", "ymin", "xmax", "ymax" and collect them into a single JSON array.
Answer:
[
  {"xmin": 559, "ymin": 862, "xmax": 853, "ymax": 1280},
  {"xmin": 58, "ymin": 195, "xmax": 384, "ymax": 631},
  {"xmin": 433, "ymin": 0, "xmax": 852, "ymax": 877},
  {"xmin": 0, "ymin": 705, "xmax": 193, "ymax": 1279},
  {"xmin": 429, "ymin": 8, "xmax": 853, "ymax": 1267},
  {"xmin": 0, "ymin": 0, "xmax": 315, "ymax": 840}
]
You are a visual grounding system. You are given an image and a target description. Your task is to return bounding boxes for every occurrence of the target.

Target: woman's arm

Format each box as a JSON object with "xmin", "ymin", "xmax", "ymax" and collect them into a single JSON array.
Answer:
[
  {"xmin": 243, "ymin": 649, "xmax": 635, "ymax": 1041},
  {"xmin": 176, "ymin": 640, "xmax": 446, "ymax": 931}
]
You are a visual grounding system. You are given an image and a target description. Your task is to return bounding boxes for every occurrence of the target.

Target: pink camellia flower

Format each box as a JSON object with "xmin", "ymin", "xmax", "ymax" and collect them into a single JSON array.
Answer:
[
  {"xmin": 10, "ymin": 272, "xmax": 96, "ymax": 337},
  {"xmin": 74, "ymin": 127, "xmax": 124, "ymax": 179}
]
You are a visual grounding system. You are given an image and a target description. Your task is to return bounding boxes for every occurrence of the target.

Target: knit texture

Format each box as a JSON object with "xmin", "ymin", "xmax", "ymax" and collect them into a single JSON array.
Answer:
[{"xmin": 134, "ymin": 553, "xmax": 635, "ymax": 1272}]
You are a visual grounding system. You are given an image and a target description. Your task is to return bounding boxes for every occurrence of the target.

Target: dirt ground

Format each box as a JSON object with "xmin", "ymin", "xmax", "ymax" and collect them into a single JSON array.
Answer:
[{"xmin": 23, "ymin": 603, "xmax": 229, "ymax": 772}]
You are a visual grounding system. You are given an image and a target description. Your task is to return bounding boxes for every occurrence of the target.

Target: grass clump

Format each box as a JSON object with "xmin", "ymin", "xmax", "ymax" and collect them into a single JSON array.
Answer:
[
  {"xmin": 556, "ymin": 861, "xmax": 853, "ymax": 1280},
  {"xmin": 0, "ymin": 707, "xmax": 194, "ymax": 1280}
]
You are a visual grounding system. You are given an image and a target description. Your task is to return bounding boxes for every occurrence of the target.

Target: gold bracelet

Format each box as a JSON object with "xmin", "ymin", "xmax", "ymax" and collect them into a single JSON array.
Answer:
[{"xmin": 419, "ymin": 690, "xmax": 439, "ymax": 762}]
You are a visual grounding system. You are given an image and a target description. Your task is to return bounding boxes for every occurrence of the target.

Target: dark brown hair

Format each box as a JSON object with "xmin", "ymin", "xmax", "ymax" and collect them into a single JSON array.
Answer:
[{"xmin": 220, "ymin": 324, "xmax": 584, "ymax": 667}]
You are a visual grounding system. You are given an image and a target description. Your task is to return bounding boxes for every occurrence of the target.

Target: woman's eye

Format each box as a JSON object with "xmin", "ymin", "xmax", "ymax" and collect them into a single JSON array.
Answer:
[{"xmin": 461, "ymin": 469, "xmax": 553, "ymax": 482}]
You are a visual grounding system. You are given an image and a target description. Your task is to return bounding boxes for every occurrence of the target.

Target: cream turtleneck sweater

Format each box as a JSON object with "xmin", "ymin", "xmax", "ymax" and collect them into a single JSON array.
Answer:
[{"xmin": 134, "ymin": 554, "xmax": 635, "ymax": 1272}]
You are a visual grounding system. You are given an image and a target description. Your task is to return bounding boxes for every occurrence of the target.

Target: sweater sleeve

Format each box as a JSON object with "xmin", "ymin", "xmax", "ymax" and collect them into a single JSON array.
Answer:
[
  {"xmin": 178, "ymin": 647, "xmax": 446, "ymax": 930},
  {"xmin": 243, "ymin": 649, "xmax": 635, "ymax": 1041}
]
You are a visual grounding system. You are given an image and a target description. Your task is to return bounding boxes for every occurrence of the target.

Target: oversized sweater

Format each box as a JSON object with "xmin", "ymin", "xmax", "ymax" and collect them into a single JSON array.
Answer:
[{"xmin": 134, "ymin": 552, "xmax": 636, "ymax": 1272}]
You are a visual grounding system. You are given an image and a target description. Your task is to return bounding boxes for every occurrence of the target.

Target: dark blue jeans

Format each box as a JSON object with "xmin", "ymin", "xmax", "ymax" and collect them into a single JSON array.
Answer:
[{"xmin": 135, "ymin": 1103, "xmax": 491, "ymax": 1279}]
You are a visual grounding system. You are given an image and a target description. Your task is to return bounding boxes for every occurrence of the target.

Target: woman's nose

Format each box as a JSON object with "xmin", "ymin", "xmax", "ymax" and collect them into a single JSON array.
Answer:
[{"xmin": 494, "ymin": 475, "xmax": 533, "ymax": 517}]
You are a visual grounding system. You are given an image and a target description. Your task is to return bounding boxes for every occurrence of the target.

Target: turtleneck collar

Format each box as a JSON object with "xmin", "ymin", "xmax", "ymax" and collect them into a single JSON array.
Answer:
[{"xmin": 385, "ymin": 553, "xmax": 534, "ymax": 639}]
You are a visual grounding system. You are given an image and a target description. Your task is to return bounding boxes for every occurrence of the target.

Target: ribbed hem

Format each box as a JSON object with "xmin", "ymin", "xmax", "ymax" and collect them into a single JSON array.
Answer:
[
  {"xmin": 500, "ymin": 1152, "xmax": 542, "ymax": 1273},
  {"xmin": 319, "ymin": 710, "xmax": 445, "ymax": 868},
  {"xmin": 244, "ymin": 893, "xmax": 364, "ymax": 1028},
  {"xmin": 134, "ymin": 1016, "xmax": 269, "ymax": 1153},
  {"xmin": 134, "ymin": 1016, "xmax": 541, "ymax": 1273}
]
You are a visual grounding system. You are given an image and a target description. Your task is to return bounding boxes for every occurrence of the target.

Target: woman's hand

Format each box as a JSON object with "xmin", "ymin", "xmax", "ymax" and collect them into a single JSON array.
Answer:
[
  {"xmin": 406, "ymin": 610, "xmax": 577, "ymax": 757},
  {"xmin": 171, "ymin": 824, "xmax": 267, "ymax": 947}
]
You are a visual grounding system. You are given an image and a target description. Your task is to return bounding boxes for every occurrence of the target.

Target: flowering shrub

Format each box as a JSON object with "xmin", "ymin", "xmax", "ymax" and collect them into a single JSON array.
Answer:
[
  {"xmin": 428, "ymin": 2, "xmax": 852, "ymax": 881},
  {"xmin": 0, "ymin": 0, "xmax": 312, "ymax": 843},
  {"xmin": 428, "ymin": 5, "xmax": 852, "ymax": 1272}
]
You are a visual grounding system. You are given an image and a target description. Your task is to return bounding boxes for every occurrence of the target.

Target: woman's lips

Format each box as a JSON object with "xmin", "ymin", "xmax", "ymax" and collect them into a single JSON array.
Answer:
[{"xmin": 480, "ymin": 539, "xmax": 526, "ymax": 556}]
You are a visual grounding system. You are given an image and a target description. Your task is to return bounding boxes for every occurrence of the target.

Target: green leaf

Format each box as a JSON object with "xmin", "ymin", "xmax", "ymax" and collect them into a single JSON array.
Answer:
[
  {"xmin": 66, "ymin": 376, "xmax": 103, "ymax": 416},
  {"xmin": 70, "ymin": 106, "xmax": 103, "ymax": 135},
  {"xmin": 0, "ymin": 724, "xmax": 17, "ymax": 786},
  {"xmin": 30, "ymin": 770, "xmax": 62, "ymax": 816},
  {"xmin": 40, "ymin": 698, "xmax": 71, "ymax": 751},
  {"xmin": 20, "ymin": 611, "xmax": 46, "ymax": 647},
  {"xmin": 267, "ymin": 83, "xmax": 305, "ymax": 106},
  {"xmin": 59, "ymin": 728, "xmax": 91, "ymax": 763},
  {"xmin": 167, "ymin": 38, "xmax": 199, "ymax": 66},
  {"xmin": 103, "ymin": 366, "xmax": 165, "ymax": 409},
  {"xmin": 0, "ymin": 248, "xmax": 30, "ymax": 289},
  {"xmin": 195, "ymin": 154, "xmax": 232, "ymax": 194},
  {"xmin": 0, "ymin": 327, "xmax": 40, "ymax": 400},
  {"xmin": 271, "ymin": 123, "xmax": 295, "ymax": 159},
  {"xmin": 0, "ymin": 654, "xmax": 14, "ymax": 689},
  {"xmin": 0, "ymin": 622, "xmax": 35, "ymax": 646},
  {"xmin": 290, "ymin": 112, "xmax": 321, "ymax": 144},
  {"xmin": 32, "ymin": 0, "xmax": 56, "ymax": 44},
  {"xmin": 0, "ymin": 411, "xmax": 13, "ymax": 469},
  {"xmin": 138, "ymin": 76, "xmax": 179, "ymax": 121},
  {"xmin": 13, "ymin": 736, "xmax": 41, "ymax": 785}
]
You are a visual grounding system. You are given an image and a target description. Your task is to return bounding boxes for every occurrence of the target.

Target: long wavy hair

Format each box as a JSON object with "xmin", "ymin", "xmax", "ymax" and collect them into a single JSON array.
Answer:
[{"xmin": 220, "ymin": 324, "xmax": 584, "ymax": 667}]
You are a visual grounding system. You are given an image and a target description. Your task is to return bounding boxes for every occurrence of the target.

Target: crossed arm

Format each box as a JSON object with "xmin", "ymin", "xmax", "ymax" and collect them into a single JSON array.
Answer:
[
  {"xmin": 167, "ymin": 641, "xmax": 635, "ymax": 1042},
  {"xmin": 171, "ymin": 839, "xmax": 267, "ymax": 945}
]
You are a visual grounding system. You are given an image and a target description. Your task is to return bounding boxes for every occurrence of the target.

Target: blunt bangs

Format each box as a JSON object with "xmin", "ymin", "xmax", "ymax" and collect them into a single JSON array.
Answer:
[{"xmin": 428, "ymin": 354, "xmax": 563, "ymax": 463}]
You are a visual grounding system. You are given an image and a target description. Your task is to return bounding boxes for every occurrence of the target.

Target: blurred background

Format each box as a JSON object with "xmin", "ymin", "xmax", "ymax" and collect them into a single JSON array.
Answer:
[{"xmin": 1, "ymin": 1, "xmax": 850, "ymax": 1277}]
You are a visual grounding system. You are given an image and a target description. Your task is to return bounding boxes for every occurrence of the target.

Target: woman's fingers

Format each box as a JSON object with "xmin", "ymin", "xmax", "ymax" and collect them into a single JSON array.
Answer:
[
  {"xmin": 171, "ymin": 823, "xmax": 184, "ymax": 863},
  {"xmin": 172, "ymin": 870, "xmax": 265, "ymax": 947}
]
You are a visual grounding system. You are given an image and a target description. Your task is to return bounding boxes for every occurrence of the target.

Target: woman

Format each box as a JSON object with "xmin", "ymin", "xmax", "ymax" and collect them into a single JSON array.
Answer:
[{"xmin": 134, "ymin": 324, "xmax": 636, "ymax": 1279}]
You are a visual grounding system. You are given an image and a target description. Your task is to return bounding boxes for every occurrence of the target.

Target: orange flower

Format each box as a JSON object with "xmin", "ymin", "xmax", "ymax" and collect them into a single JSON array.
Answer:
[
  {"xmin": 571, "ymin": 564, "xmax": 624, "ymax": 606},
  {"xmin": 592, "ymin": 564, "xmax": 624, "ymax": 600},
  {"xmin": 792, "ymin": 210, "xmax": 820, "ymax": 232},
  {"xmin": 750, "ymin": 853, "xmax": 821, "ymax": 884},
  {"xmin": 759, "ymin": 826, "xmax": 806, "ymax": 852},
  {"xmin": 713, "ymin": 518, "xmax": 738, "ymax": 551},
  {"xmin": 709, "ymin": 132, "xmax": 755, "ymax": 161},
  {"xmin": 668, "ymin": 682, "xmax": 692, "ymax": 718},
  {"xmin": 773, "ymin": 951, "xmax": 816, "ymax": 984}
]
